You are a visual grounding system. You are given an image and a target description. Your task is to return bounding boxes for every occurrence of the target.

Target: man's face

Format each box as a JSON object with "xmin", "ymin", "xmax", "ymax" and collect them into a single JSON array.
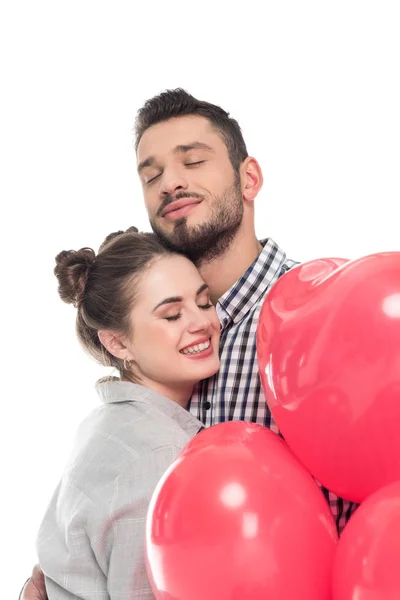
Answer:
[{"xmin": 136, "ymin": 115, "xmax": 244, "ymax": 262}]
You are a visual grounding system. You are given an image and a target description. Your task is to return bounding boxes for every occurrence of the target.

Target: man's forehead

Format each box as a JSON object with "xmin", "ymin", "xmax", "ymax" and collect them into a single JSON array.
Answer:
[{"xmin": 136, "ymin": 115, "xmax": 221, "ymax": 161}]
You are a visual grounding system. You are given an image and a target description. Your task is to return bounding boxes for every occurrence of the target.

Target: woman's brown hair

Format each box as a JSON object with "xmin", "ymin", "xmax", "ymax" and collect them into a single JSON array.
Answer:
[{"xmin": 54, "ymin": 227, "xmax": 176, "ymax": 377}]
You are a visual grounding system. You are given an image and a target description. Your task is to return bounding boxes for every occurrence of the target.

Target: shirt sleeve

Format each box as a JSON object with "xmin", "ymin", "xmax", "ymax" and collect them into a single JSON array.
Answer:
[{"xmin": 88, "ymin": 445, "xmax": 181, "ymax": 600}]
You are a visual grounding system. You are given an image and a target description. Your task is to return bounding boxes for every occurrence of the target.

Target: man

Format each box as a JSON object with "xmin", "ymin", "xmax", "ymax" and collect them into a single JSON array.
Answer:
[
  {"xmin": 21, "ymin": 88, "xmax": 357, "ymax": 599},
  {"xmin": 19, "ymin": 566, "xmax": 45, "ymax": 600}
]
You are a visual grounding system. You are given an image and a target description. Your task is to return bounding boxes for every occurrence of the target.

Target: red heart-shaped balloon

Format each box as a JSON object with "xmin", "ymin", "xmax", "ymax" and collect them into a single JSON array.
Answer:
[
  {"xmin": 257, "ymin": 253, "xmax": 400, "ymax": 503},
  {"xmin": 333, "ymin": 481, "xmax": 400, "ymax": 598}
]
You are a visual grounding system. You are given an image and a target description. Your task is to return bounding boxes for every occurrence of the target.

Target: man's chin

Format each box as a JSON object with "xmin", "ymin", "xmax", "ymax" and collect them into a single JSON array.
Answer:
[{"xmin": 155, "ymin": 215, "xmax": 198, "ymax": 237}]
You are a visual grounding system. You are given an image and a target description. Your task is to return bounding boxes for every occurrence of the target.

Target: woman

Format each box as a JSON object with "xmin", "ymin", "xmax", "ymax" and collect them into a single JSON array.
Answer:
[{"xmin": 36, "ymin": 227, "xmax": 221, "ymax": 599}]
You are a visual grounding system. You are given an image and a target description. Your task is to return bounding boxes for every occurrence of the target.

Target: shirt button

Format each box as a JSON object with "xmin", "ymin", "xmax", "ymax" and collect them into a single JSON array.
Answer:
[{"xmin": 204, "ymin": 401, "xmax": 211, "ymax": 410}]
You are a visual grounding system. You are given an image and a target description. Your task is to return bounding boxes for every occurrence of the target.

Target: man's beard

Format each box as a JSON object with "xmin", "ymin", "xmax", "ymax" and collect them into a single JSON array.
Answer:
[{"xmin": 150, "ymin": 177, "xmax": 244, "ymax": 265}]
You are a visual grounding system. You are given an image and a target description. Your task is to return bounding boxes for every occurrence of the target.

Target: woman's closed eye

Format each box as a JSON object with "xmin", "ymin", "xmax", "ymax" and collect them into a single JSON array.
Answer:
[
  {"xmin": 198, "ymin": 302, "xmax": 213, "ymax": 310},
  {"xmin": 164, "ymin": 302, "xmax": 212, "ymax": 322},
  {"xmin": 165, "ymin": 312, "xmax": 182, "ymax": 322}
]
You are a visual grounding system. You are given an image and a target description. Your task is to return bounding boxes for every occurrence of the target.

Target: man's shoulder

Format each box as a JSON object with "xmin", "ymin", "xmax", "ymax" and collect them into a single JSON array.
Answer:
[{"xmin": 280, "ymin": 257, "xmax": 300, "ymax": 274}]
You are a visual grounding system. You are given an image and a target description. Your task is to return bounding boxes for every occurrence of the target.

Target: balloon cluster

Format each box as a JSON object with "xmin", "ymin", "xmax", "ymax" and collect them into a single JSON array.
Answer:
[{"xmin": 146, "ymin": 253, "xmax": 400, "ymax": 599}]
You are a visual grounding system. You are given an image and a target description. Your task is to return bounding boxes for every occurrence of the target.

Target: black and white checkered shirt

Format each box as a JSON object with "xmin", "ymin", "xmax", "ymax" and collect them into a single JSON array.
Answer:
[{"xmin": 190, "ymin": 238, "xmax": 357, "ymax": 532}]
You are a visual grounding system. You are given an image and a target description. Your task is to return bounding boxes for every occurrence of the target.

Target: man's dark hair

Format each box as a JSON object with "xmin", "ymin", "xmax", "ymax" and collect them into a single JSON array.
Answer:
[{"xmin": 134, "ymin": 88, "xmax": 248, "ymax": 171}]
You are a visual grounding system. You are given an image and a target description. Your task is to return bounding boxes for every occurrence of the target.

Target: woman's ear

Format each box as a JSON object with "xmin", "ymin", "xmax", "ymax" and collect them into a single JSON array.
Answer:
[{"xmin": 98, "ymin": 330, "xmax": 132, "ymax": 361}]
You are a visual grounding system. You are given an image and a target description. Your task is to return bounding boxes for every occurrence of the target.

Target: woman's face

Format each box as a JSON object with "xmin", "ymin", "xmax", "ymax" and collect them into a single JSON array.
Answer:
[{"xmin": 124, "ymin": 254, "xmax": 220, "ymax": 394}]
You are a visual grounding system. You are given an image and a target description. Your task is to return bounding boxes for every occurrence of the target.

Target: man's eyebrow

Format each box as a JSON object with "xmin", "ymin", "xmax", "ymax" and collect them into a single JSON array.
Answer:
[
  {"xmin": 137, "ymin": 156, "xmax": 155, "ymax": 174},
  {"xmin": 173, "ymin": 142, "xmax": 214, "ymax": 154}
]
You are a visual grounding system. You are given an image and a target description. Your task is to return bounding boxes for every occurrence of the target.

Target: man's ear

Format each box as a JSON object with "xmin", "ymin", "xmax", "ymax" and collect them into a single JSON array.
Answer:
[{"xmin": 241, "ymin": 157, "xmax": 263, "ymax": 202}]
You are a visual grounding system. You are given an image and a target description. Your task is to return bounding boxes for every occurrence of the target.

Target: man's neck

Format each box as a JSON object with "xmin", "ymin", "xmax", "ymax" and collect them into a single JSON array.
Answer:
[{"xmin": 198, "ymin": 228, "xmax": 263, "ymax": 304}]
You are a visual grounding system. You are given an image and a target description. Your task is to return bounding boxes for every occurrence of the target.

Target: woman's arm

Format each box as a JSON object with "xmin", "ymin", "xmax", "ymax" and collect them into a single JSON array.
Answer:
[
  {"xmin": 89, "ymin": 445, "xmax": 180, "ymax": 600},
  {"xmin": 35, "ymin": 445, "xmax": 181, "ymax": 599}
]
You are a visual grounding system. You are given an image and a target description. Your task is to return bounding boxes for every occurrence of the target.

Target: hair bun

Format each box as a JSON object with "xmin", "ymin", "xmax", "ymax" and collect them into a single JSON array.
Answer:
[
  {"xmin": 98, "ymin": 226, "xmax": 139, "ymax": 252},
  {"xmin": 54, "ymin": 247, "xmax": 96, "ymax": 306}
]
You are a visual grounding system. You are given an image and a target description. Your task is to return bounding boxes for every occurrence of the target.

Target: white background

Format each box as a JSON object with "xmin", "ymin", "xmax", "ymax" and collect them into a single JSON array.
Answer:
[{"xmin": 1, "ymin": 1, "xmax": 399, "ymax": 596}]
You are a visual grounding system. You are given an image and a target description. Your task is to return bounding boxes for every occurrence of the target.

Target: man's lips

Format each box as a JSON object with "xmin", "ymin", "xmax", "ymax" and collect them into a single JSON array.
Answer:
[{"xmin": 161, "ymin": 198, "xmax": 202, "ymax": 217}]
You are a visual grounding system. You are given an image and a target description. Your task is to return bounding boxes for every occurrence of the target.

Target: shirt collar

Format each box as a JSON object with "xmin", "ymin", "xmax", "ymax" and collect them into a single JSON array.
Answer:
[
  {"xmin": 96, "ymin": 378, "xmax": 204, "ymax": 437},
  {"xmin": 217, "ymin": 238, "xmax": 288, "ymax": 325}
]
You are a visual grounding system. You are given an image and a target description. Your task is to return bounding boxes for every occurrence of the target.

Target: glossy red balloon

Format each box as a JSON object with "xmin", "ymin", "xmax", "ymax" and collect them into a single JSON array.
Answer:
[
  {"xmin": 146, "ymin": 421, "xmax": 337, "ymax": 600},
  {"xmin": 257, "ymin": 253, "xmax": 400, "ymax": 503},
  {"xmin": 333, "ymin": 481, "xmax": 400, "ymax": 599}
]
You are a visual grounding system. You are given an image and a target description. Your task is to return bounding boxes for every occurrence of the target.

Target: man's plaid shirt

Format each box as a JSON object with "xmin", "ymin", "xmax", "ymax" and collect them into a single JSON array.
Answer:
[{"xmin": 190, "ymin": 238, "xmax": 357, "ymax": 532}]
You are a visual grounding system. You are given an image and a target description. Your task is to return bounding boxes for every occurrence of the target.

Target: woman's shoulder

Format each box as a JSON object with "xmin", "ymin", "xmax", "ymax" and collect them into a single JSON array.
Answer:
[{"xmin": 60, "ymin": 380, "xmax": 198, "ymax": 499}]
